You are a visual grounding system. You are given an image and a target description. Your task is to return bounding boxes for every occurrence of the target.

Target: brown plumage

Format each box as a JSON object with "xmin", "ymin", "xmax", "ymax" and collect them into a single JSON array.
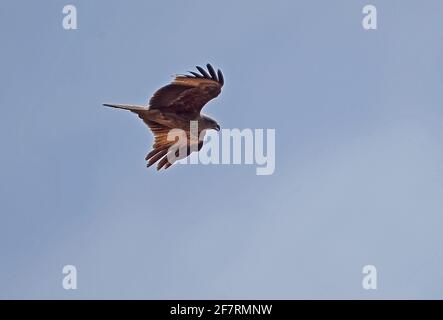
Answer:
[{"xmin": 103, "ymin": 63, "xmax": 224, "ymax": 170}]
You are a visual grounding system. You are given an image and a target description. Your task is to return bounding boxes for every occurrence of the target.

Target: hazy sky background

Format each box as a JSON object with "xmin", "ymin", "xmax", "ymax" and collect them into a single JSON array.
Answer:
[{"xmin": 1, "ymin": 0, "xmax": 443, "ymax": 299}]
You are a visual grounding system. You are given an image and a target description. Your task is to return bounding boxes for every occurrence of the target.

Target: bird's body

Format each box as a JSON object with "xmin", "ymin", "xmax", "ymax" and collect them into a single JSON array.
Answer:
[{"xmin": 103, "ymin": 64, "xmax": 224, "ymax": 170}]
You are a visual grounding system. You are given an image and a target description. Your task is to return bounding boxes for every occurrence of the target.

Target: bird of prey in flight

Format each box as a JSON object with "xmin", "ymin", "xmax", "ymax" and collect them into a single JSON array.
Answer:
[{"xmin": 103, "ymin": 63, "xmax": 224, "ymax": 170}]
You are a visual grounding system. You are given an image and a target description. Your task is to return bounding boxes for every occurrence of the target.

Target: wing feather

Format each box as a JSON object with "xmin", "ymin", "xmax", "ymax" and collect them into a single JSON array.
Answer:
[
  {"xmin": 148, "ymin": 64, "xmax": 224, "ymax": 115},
  {"xmin": 206, "ymin": 63, "xmax": 218, "ymax": 81}
]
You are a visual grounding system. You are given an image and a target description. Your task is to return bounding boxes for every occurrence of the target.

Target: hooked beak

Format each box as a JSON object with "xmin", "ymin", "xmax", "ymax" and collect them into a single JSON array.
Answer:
[{"xmin": 215, "ymin": 124, "xmax": 220, "ymax": 131}]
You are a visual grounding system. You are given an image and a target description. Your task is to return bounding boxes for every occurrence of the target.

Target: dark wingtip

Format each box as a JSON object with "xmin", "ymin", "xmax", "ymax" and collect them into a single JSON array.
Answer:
[
  {"xmin": 145, "ymin": 149, "xmax": 158, "ymax": 161},
  {"xmin": 164, "ymin": 162, "xmax": 173, "ymax": 169},
  {"xmin": 217, "ymin": 69, "xmax": 224, "ymax": 85},
  {"xmin": 188, "ymin": 64, "xmax": 224, "ymax": 85},
  {"xmin": 206, "ymin": 63, "xmax": 218, "ymax": 81},
  {"xmin": 196, "ymin": 66, "xmax": 210, "ymax": 78},
  {"xmin": 189, "ymin": 71, "xmax": 203, "ymax": 78}
]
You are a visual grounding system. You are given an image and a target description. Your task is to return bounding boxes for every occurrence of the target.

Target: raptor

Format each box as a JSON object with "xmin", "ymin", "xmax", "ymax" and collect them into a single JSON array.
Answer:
[{"xmin": 103, "ymin": 63, "xmax": 224, "ymax": 170}]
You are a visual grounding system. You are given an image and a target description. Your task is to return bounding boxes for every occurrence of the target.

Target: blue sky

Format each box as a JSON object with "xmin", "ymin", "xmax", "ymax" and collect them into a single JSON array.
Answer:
[{"xmin": 1, "ymin": 0, "xmax": 443, "ymax": 299}]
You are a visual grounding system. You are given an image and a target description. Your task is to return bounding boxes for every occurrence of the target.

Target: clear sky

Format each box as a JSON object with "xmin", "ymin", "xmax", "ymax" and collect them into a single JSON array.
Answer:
[{"xmin": 1, "ymin": 0, "xmax": 443, "ymax": 299}]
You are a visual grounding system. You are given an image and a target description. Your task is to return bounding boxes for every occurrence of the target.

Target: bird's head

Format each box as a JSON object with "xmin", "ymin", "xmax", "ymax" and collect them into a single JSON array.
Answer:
[{"xmin": 202, "ymin": 116, "xmax": 220, "ymax": 131}]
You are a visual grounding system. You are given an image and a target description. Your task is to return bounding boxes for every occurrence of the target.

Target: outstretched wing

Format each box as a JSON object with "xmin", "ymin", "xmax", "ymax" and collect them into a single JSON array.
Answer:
[
  {"xmin": 148, "ymin": 63, "xmax": 224, "ymax": 115},
  {"xmin": 143, "ymin": 120, "xmax": 177, "ymax": 169},
  {"xmin": 144, "ymin": 120, "xmax": 204, "ymax": 170}
]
